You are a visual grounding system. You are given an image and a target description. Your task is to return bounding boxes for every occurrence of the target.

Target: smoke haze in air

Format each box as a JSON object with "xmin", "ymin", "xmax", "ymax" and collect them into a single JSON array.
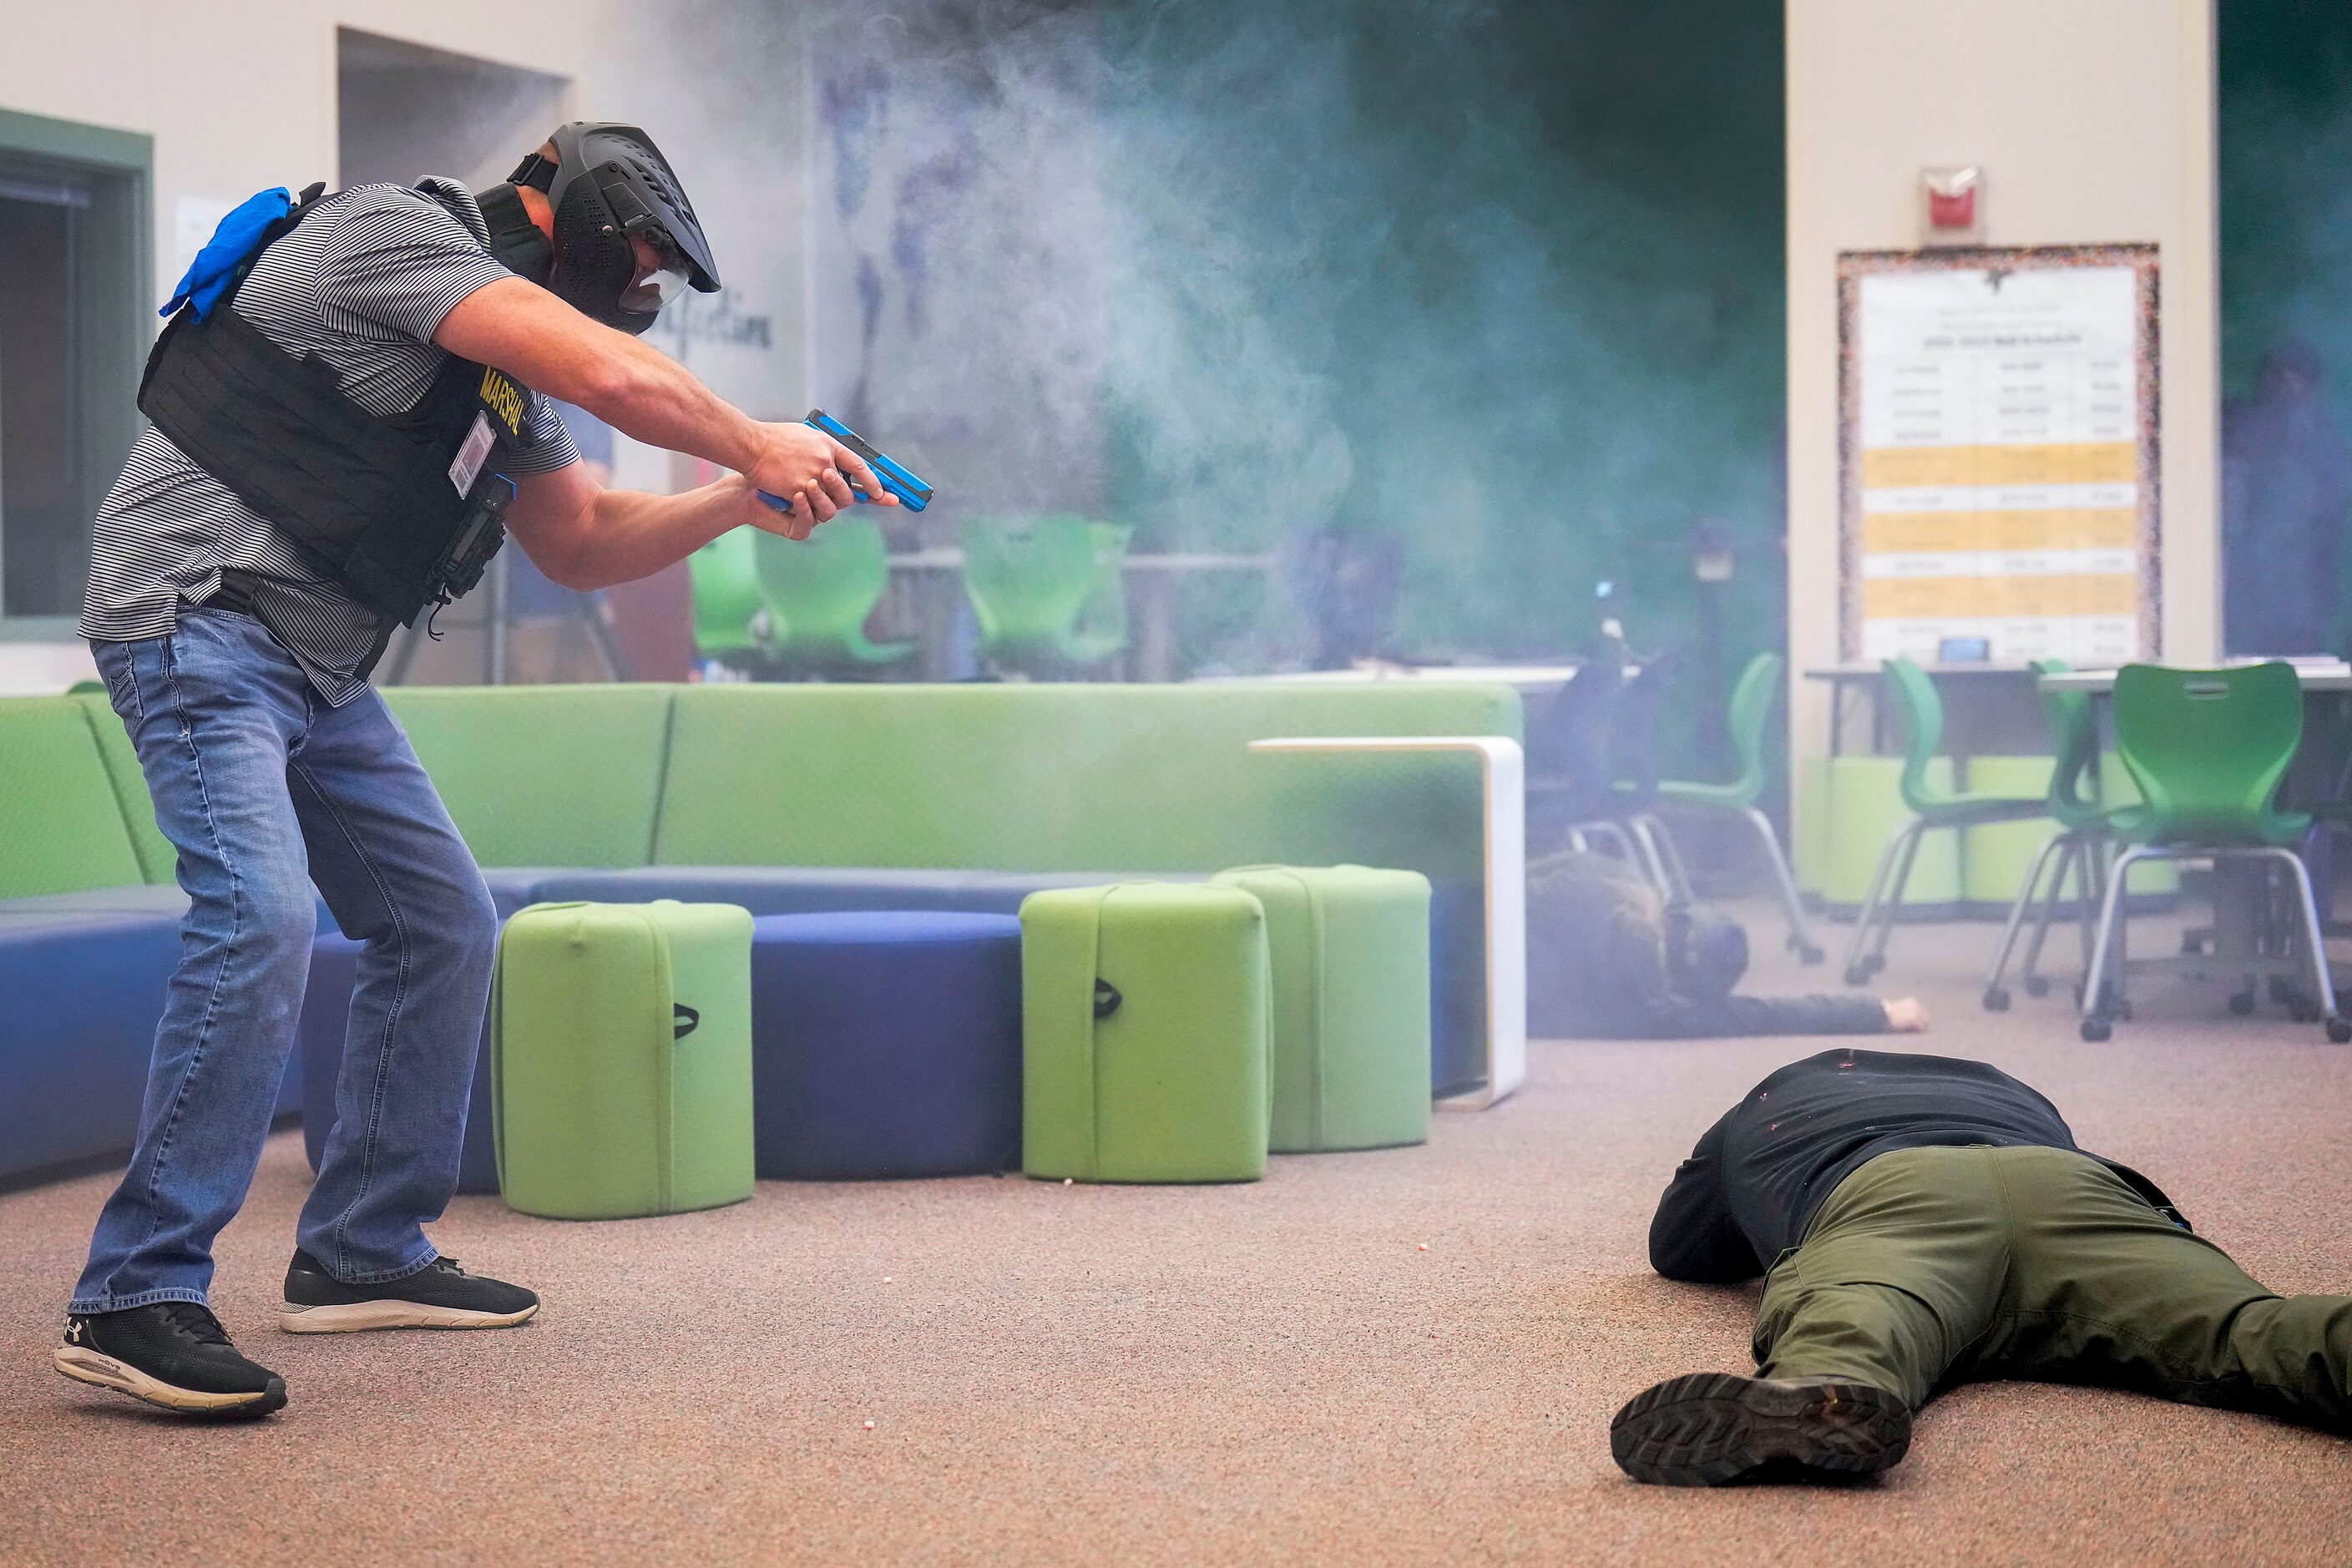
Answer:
[{"xmin": 647, "ymin": 0, "xmax": 1787, "ymax": 671}]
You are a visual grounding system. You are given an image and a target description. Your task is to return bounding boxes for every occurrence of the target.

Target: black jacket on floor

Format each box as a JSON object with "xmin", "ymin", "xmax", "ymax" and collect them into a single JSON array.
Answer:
[{"xmin": 1649, "ymin": 1050, "xmax": 2187, "ymax": 1282}]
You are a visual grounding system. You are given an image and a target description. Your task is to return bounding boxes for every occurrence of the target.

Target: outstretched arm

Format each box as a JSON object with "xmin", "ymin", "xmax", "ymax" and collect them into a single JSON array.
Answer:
[
  {"xmin": 499, "ymin": 459, "xmax": 773, "ymax": 593},
  {"xmin": 434, "ymin": 275, "xmax": 896, "ymax": 534}
]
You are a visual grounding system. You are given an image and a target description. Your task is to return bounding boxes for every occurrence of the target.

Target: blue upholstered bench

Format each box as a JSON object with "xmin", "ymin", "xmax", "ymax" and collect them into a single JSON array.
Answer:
[
  {"xmin": 749, "ymin": 912, "xmax": 1024, "ymax": 1180},
  {"xmin": 297, "ymin": 869, "xmax": 1121, "ymax": 1193},
  {"xmin": 0, "ymin": 890, "xmax": 305, "ymax": 1184}
]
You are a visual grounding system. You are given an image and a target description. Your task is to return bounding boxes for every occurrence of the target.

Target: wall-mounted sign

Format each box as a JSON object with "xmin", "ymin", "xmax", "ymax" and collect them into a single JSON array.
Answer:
[{"xmin": 1837, "ymin": 244, "xmax": 2160, "ymax": 664}]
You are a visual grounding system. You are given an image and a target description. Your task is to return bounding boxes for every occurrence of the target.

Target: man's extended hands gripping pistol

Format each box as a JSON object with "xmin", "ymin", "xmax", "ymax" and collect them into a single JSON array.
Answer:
[{"xmin": 754, "ymin": 409, "xmax": 933, "ymax": 538}]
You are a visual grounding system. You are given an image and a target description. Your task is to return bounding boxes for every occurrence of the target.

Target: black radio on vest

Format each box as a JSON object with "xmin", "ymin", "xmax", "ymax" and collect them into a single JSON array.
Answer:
[{"xmin": 136, "ymin": 124, "xmax": 720, "ymax": 668}]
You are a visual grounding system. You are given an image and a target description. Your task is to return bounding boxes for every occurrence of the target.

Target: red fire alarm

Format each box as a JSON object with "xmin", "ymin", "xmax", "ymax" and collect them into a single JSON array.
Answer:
[{"xmin": 1924, "ymin": 166, "xmax": 1981, "ymax": 233}]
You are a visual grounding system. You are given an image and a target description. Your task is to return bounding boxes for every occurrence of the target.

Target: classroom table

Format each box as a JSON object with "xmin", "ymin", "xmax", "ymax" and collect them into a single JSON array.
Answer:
[
  {"xmin": 2036, "ymin": 660, "xmax": 2352, "ymax": 694},
  {"xmin": 2034, "ymin": 659, "xmax": 2352, "ymax": 974},
  {"xmin": 1803, "ymin": 662, "xmax": 2041, "ymax": 756}
]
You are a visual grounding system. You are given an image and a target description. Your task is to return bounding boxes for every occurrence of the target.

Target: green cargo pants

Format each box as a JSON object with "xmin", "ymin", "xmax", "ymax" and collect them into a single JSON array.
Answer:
[{"xmin": 1755, "ymin": 1146, "xmax": 2352, "ymax": 1430}]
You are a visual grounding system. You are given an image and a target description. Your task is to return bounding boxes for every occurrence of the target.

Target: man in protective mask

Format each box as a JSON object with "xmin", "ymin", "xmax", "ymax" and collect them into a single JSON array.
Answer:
[{"xmin": 58, "ymin": 124, "xmax": 892, "ymax": 1419}]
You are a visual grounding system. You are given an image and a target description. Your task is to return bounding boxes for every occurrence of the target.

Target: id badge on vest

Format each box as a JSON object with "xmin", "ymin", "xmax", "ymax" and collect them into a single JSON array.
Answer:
[{"xmin": 451, "ymin": 367, "xmax": 525, "ymax": 495}]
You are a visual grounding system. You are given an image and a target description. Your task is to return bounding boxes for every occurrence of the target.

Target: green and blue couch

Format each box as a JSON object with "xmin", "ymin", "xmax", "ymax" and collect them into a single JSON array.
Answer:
[{"xmin": 1, "ymin": 680, "xmax": 1520, "ymax": 1185}]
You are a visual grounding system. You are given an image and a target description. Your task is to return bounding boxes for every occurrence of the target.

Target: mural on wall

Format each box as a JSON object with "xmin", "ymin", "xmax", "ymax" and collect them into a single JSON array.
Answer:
[{"xmin": 807, "ymin": 22, "xmax": 1110, "ymax": 527}]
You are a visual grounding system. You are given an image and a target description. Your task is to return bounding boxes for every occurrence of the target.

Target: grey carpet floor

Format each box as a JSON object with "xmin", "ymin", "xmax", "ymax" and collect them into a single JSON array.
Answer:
[{"xmin": 3, "ymin": 904, "xmax": 2349, "ymax": 1565}]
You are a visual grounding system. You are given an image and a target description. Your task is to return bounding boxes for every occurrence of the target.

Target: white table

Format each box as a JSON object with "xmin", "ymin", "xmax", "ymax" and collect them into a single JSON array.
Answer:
[
  {"xmin": 1247, "ymin": 736, "xmax": 1526, "ymax": 1111},
  {"xmin": 1232, "ymin": 664, "xmax": 1582, "ymax": 690}
]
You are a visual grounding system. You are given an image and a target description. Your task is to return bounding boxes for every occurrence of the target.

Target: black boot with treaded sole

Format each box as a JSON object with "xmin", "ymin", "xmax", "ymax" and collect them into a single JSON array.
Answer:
[
  {"xmin": 281, "ymin": 1251, "xmax": 539, "ymax": 1334},
  {"xmin": 54, "ymin": 1302, "xmax": 286, "ymax": 1418},
  {"xmin": 1610, "ymin": 1373, "xmax": 1911, "ymax": 1485}
]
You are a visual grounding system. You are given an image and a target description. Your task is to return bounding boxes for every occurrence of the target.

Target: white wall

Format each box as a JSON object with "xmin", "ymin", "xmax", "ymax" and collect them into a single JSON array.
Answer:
[
  {"xmin": 0, "ymin": 0, "xmax": 808, "ymax": 683},
  {"xmin": 1784, "ymin": 0, "xmax": 2218, "ymax": 755}
]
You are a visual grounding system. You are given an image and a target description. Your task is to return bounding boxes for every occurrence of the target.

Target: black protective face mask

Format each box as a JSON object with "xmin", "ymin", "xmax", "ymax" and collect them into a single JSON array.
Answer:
[{"xmin": 486, "ymin": 122, "xmax": 721, "ymax": 337}]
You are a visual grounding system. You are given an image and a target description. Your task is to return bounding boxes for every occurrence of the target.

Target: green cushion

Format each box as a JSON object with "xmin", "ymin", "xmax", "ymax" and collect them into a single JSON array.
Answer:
[
  {"xmin": 655, "ymin": 684, "xmax": 1520, "ymax": 880},
  {"xmin": 1211, "ymin": 865, "xmax": 1431, "ymax": 1153},
  {"xmin": 384, "ymin": 685, "xmax": 673, "ymax": 868},
  {"xmin": 0, "ymin": 699, "xmax": 148, "ymax": 899},
  {"xmin": 74, "ymin": 692, "xmax": 176, "ymax": 884},
  {"xmin": 493, "ymin": 900, "xmax": 756, "ymax": 1218},
  {"xmin": 1020, "ymin": 882, "xmax": 1271, "ymax": 1182}
]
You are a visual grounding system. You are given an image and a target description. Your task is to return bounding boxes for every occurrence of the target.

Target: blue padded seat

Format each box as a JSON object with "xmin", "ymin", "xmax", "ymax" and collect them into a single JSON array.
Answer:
[
  {"xmin": 294, "ymin": 872, "xmax": 1095, "ymax": 1196},
  {"xmin": 535, "ymin": 867, "xmax": 1482, "ymax": 1095},
  {"xmin": 749, "ymin": 911, "xmax": 1024, "ymax": 1180},
  {"xmin": 0, "ymin": 911, "xmax": 185, "ymax": 1181},
  {"xmin": 532, "ymin": 865, "xmax": 1173, "ymax": 917}
]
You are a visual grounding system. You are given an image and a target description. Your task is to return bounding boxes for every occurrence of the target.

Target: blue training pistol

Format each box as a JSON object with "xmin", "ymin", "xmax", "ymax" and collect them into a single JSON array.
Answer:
[{"xmin": 757, "ymin": 409, "xmax": 933, "ymax": 515}]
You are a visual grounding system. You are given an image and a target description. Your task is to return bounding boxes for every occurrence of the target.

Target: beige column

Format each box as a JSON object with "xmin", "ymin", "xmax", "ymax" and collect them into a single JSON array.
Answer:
[{"xmin": 1784, "ymin": 0, "xmax": 2219, "ymax": 768}]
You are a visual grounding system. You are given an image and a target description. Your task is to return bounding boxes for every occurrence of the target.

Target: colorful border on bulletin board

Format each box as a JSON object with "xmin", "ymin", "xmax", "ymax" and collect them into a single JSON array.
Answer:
[{"xmin": 1834, "ymin": 244, "xmax": 2162, "ymax": 663}]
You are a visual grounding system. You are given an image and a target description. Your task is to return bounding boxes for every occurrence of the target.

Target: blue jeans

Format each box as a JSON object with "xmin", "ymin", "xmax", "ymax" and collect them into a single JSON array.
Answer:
[{"xmin": 71, "ymin": 608, "xmax": 498, "ymax": 1313}]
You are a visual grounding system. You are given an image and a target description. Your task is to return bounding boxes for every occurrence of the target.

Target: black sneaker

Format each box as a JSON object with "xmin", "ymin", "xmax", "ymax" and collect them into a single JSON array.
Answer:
[
  {"xmin": 54, "ymin": 1302, "xmax": 287, "ymax": 1417},
  {"xmin": 1610, "ymin": 1373, "xmax": 1911, "ymax": 1486},
  {"xmin": 280, "ymin": 1250, "xmax": 539, "ymax": 1333}
]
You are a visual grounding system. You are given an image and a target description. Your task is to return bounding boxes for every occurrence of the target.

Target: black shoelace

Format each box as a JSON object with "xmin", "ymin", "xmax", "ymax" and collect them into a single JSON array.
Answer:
[{"xmin": 160, "ymin": 1301, "xmax": 234, "ymax": 1347}]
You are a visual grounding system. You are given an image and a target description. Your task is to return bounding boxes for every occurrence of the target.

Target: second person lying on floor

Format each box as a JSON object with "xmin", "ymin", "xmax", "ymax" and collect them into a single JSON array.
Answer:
[{"xmin": 1529, "ymin": 851, "xmax": 1927, "ymax": 1039}]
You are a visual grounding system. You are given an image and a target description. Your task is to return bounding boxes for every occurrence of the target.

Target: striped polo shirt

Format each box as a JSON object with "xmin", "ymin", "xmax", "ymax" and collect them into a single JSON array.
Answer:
[{"xmin": 78, "ymin": 178, "xmax": 579, "ymax": 705}]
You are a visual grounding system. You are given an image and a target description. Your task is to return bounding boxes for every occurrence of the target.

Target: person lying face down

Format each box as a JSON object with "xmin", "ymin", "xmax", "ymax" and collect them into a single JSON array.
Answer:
[
  {"xmin": 1611, "ymin": 1049, "xmax": 2352, "ymax": 1486},
  {"xmin": 1526, "ymin": 851, "xmax": 1928, "ymax": 1039}
]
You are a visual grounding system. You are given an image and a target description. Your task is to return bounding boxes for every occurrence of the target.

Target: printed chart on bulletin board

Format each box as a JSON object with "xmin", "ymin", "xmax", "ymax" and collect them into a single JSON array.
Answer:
[{"xmin": 1837, "ymin": 245, "xmax": 2160, "ymax": 663}]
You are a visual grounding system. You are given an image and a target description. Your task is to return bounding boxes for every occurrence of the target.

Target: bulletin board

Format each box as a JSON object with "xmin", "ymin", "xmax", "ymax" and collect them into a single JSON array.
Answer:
[{"xmin": 1837, "ymin": 245, "xmax": 2161, "ymax": 663}]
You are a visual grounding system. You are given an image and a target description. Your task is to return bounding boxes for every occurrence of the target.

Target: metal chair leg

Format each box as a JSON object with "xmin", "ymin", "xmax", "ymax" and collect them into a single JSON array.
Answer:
[
  {"xmin": 1844, "ymin": 819, "xmax": 1920, "ymax": 986},
  {"xmin": 2072, "ymin": 835, "xmax": 2115, "ymax": 979},
  {"xmin": 2258, "ymin": 847, "xmax": 2349, "ymax": 1041},
  {"xmin": 2017, "ymin": 834, "xmax": 2079, "ymax": 996},
  {"xmin": 2080, "ymin": 846, "xmax": 2160, "ymax": 1039},
  {"xmin": 1984, "ymin": 831, "xmax": 2067, "ymax": 1010},
  {"xmin": 1628, "ymin": 816, "xmax": 1693, "ymax": 903},
  {"xmin": 1739, "ymin": 805, "xmax": 1823, "ymax": 964},
  {"xmin": 1578, "ymin": 820, "xmax": 1642, "ymax": 875}
]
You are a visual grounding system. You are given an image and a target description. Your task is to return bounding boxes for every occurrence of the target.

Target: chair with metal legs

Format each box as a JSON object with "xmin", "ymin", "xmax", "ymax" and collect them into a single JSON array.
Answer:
[
  {"xmin": 1579, "ymin": 651, "xmax": 1687, "ymax": 898},
  {"xmin": 2077, "ymin": 661, "xmax": 2349, "ymax": 1043},
  {"xmin": 1844, "ymin": 656, "xmax": 2048, "ymax": 987},
  {"xmin": 1645, "ymin": 652, "xmax": 1823, "ymax": 963},
  {"xmin": 1982, "ymin": 659, "xmax": 2112, "ymax": 1009}
]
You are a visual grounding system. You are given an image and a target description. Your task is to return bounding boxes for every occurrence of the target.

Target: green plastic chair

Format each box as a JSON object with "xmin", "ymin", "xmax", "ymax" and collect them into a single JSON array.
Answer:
[
  {"xmin": 1646, "ymin": 652, "xmax": 1821, "ymax": 962},
  {"xmin": 962, "ymin": 516, "xmax": 1130, "ymax": 676},
  {"xmin": 1844, "ymin": 656, "xmax": 2049, "ymax": 985},
  {"xmin": 1981, "ymin": 660, "xmax": 2115, "ymax": 1009},
  {"xmin": 1061, "ymin": 522, "xmax": 1134, "ymax": 665},
  {"xmin": 688, "ymin": 530, "xmax": 773, "ymax": 668},
  {"xmin": 751, "ymin": 517, "xmax": 915, "ymax": 675},
  {"xmin": 2078, "ymin": 661, "xmax": 2345, "ymax": 1041}
]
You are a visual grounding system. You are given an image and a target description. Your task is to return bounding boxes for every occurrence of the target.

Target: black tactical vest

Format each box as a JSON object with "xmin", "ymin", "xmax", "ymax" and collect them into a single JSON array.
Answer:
[{"xmin": 137, "ymin": 186, "xmax": 521, "ymax": 633}]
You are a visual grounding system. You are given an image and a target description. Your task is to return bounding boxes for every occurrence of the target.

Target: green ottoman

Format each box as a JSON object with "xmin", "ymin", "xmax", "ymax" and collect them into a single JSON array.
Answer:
[
  {"xmin": 1020, "ymin": 883, "xmax": 1272, "ymax": 1183},
  {"xmin": 493, "ymin": 900, "xmax": 756, "ymax": 1219},
  {"xmin": 1210, "ymin": 865, "xmax": 1430, "ymax": 1153}
]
